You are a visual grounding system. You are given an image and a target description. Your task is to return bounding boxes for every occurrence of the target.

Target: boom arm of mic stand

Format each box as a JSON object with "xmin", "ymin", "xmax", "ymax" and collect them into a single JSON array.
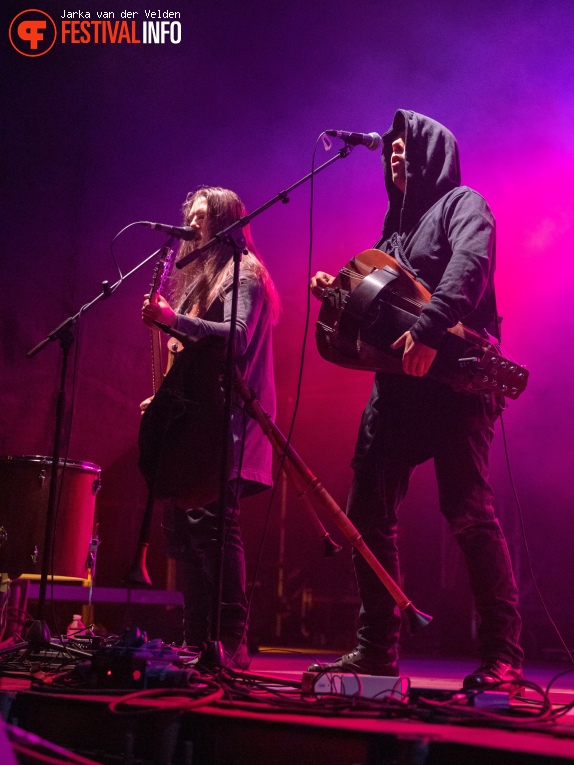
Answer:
[
  {"xmin": 233, "ymin": 369, "xmax": 433, "ymax": 634},
  {"xmin": 176, "ymin": 144, "xmax": 355, "ymax": 271},
  {"xmin": 27, "ymin": 247, "xmax": 164, "ymax": 359}
]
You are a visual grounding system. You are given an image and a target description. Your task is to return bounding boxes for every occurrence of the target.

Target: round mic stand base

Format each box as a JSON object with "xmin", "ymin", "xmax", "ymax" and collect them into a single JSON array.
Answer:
[
  {"xmin": 196, "ymin": 640, "xmax": 226, "ymax": 670},
  {"xmin": 0, "ymin": 619, "xmax": 92, "ymax": 663}
]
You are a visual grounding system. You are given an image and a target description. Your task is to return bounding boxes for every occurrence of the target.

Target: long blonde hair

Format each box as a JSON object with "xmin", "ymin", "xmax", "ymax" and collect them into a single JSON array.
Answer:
[{"xmin": 168, "ymin": 186, "xmax": 280, "ymax": 322}]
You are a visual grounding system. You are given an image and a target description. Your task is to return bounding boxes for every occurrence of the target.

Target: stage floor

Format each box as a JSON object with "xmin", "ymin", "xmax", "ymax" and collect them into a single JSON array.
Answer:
[
  {"xmin": 250, "ymin": 649, "xmax": 574, "ymax": 698},
  {"xmin": 3, "ymin": 649, "xmax": 574, "ymax": 764}
]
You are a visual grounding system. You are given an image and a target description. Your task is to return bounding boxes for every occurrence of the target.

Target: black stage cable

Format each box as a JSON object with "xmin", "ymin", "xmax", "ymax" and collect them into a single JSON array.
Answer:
[
  {"xmin": 240, "ymin": 132, "xmax": 333, "ymax": 667},
  {"xmin": 49, "ymin": 312, "xmax": 82, "ymax": 647},
  {"xmin": 500, "ymin": 411, "xmax": 574, "ymax": 667},
  {"xmin": 34, "ymin": 653, "xmax": 567, "ymax": 734}
]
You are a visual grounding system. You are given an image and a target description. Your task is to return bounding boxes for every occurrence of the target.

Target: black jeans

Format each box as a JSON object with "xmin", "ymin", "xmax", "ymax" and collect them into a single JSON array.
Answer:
[
  {"xmin": 347, "ymin": 422, "xmax": 523, "ymax": 668},
  {"xmin": 162, "ymin": 482, "xmax": 247, "ymax": 649}
]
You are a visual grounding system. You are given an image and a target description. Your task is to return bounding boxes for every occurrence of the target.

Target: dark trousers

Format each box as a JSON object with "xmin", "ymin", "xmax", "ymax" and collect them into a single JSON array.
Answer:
[
  {"xmin": 162, "ymin": 483, "xmax": 247, "ymax": 649},
  {"xmin": 347, "ymin": 422, "xmax": 523, "ymax": 667}
]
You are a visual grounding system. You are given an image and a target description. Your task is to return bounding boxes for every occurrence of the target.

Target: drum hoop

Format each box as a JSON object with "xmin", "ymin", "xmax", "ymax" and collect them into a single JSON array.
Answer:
[{"xmin": 0, "ymin": 455, "xmax": 101, "ymax": 474}]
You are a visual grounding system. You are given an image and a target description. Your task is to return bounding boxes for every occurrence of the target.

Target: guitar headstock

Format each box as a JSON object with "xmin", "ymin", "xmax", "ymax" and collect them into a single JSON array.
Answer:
[
  {"xmin": 462, "ymin": 349, "xmax": 529, "ymax": 399},
  {"xmin": 149, "ymin": 245, "xmax": 176, "ymax": 303}
]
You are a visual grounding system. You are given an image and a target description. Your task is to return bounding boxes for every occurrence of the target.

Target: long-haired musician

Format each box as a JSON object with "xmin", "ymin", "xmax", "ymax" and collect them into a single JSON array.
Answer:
[{"xmin": 142, "ymin": 186, "xmax": 279, "ymax": 669}]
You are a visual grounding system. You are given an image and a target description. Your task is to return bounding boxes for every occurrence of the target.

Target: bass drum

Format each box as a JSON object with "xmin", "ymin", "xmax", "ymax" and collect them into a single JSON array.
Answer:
[{"xmin": 0, "ymin": 456, "xmax": 101, "ymax": 580}]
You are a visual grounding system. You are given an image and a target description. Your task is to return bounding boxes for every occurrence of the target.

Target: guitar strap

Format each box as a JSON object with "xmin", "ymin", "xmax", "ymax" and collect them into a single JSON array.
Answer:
[{"xmin": 492, "ymin": 286, "xmax": 503, "ymax": 344}]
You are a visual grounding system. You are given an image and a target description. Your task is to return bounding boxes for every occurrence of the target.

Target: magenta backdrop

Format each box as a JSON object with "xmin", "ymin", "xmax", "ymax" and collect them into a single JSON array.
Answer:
[{"xmin": 2, "ymin": 0, "xmax": 574, "ymax": 654}]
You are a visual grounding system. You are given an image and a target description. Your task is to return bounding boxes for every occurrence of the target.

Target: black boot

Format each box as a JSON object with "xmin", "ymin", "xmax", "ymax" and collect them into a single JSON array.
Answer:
[
  {"xmin": 463, "ymin": 659, "xmax": 524, "ymax": 697},
  {"xmin": 308, "ymin": 647, "xmax": 399, "ymax": 676}
]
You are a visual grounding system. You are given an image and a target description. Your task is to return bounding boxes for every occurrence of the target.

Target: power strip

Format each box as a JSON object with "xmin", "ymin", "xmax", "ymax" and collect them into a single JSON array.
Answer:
[{"xmin": 302, "ymin": 671, "xmax": 408, "ymax": 700}]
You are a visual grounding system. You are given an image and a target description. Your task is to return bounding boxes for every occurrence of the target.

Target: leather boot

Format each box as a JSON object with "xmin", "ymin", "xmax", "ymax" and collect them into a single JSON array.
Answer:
[{"xmin": 308, "ymin": 647, "xmax": 399, "ymax": 676}]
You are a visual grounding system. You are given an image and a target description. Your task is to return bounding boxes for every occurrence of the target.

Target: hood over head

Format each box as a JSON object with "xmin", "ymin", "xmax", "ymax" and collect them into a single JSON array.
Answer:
[{"xmin": 381, "ymin": 110, "xmax": 461, "ymax": 239}]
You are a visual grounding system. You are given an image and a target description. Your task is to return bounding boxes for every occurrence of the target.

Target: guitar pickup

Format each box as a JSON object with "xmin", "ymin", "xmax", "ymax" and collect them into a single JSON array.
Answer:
[{"xmin": 322, "ymin": 287, "xmax": 348, "ymax": 310}]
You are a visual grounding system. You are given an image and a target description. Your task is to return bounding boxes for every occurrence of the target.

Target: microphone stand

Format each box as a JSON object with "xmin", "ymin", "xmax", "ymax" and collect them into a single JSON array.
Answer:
[
  {"xmin": 0, "ymin": 247, "xmax": 167, "ymax": 664},
  {"xmin": 176, "ymin": 143, "xmax": 355, "ymax": 272},
  {"xmin": 173, "ymin": 143, "xmax": 357, "ymax": 668},
  {"xmin": 200, "ymin": 228, "xmax": 246, "ymax": 669}
]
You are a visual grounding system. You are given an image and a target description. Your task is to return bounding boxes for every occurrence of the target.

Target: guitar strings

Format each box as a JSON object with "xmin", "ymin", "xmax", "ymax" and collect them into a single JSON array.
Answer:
[
  {"xmin": 337, "ymin": 266, "xmax": 427, "ymax": 312},
  {"xmin": 336, "ymin": 265, "xmax": 513, "ymax": 353}
]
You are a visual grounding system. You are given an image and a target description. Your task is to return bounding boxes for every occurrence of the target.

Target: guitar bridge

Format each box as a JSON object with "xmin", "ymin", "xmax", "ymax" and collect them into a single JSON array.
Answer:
[{"xmin": 322, "ymin": 287, "xmax": 348, "ymax": 311}]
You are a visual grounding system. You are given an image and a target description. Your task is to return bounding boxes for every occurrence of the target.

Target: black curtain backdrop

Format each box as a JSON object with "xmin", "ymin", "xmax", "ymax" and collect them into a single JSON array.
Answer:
[{"xmin": 2, "ymin": 0, "xmax": 574, "ymax": 655}]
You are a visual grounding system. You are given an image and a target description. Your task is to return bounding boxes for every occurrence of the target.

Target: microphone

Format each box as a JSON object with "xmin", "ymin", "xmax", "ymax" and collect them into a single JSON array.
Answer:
[
  {"xmin": 325, "ymin": 130, "xmax": 382, "ymax": 151},
  {"xmin": 139, "ymin": 222, "xmax": 198, "ymax": 241}
]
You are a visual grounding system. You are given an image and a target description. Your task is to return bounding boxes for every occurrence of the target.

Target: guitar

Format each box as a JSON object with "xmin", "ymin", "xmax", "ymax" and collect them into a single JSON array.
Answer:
[{"xmin": 315, "ymin": 249, "xmax": 529, "ymax": 399}]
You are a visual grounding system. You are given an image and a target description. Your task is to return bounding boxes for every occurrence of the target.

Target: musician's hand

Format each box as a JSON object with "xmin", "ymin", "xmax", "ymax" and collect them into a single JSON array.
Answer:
[
  {"xmin": 310, "ymin": 271, "xmax": 335, "ymax": 300},
  {"xmin": 140, "ymin": 396, "xmax": 154, "ymax": 414},
  {"xmin": 142, "ymin": 293, "xmax": 176, "ymax": 329},
  {"xmin": 391, "ymin": 331, "xmax": 437, "ymax": 377}
]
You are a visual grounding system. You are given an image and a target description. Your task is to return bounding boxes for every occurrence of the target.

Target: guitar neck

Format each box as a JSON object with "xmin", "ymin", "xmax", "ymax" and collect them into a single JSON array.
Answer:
[{"xmin": 148, "ymin": 242, "xmax": 176, "ymax": 391}]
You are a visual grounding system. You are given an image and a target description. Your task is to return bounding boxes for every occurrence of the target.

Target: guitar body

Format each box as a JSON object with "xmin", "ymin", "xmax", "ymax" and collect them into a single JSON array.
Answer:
[
  {"xmin": 138, "ymin": 335, "xmax": 229, "ymax": 507},
  {"xmin": 316, "ymin": 250, "xmax": 528, "ymax": 399}
]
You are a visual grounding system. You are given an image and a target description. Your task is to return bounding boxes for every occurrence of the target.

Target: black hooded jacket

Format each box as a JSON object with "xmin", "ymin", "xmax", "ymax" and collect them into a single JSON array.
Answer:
[
  {"xmin": 377, "ymin": 109, "xmax": 498, "ymax": 348},
  {"xmin": 353, "ymin": 111, "xmax": 501, "ymax": 467}
]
